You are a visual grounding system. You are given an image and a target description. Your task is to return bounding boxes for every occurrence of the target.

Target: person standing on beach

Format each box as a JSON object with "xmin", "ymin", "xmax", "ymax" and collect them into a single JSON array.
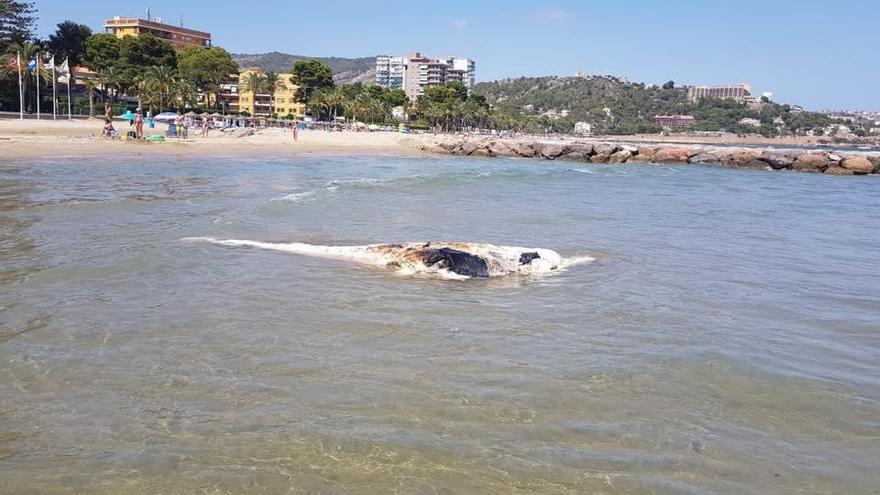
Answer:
[
  {"xmin": 134, "ymin": 109, "xmax": 144, "ymax": 139},
  {"xmin": 291, "ymin": 120, "xmax": 299, "ymax": 142},
  {"xmin": 201, "ymin": 117, "xmax": 210, "ymax": 138},
  {"xmin": 175, "ymin": 110, "xmax": 185, "ymax": 141}
]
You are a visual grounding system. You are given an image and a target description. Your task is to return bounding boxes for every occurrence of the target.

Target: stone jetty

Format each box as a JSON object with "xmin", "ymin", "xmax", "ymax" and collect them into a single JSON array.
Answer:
[{"xmin": 420, "ymin": 136, "xmax": 880, "ymax": 176}]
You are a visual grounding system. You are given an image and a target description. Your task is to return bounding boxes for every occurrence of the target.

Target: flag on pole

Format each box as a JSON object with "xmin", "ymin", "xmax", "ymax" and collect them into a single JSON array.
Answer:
[
  {"xmin": 26, "ymin": 56, "xmax": 37, "ymax": 72},
  {"xmin": 63, "ymin": 58, "xmax": 72, "ymax": 119},
  {"xmin": 57, "ymin": 58, "xmax": 71, "ymax": 83},
  {"xmin": 50, "ymin": 54, "xmax": 57, "ymax": 119},
  {"xmin": 44, "ymin": 54, "xmax": 54, "ymax": 70},
  {"xmin": 16, "ymin": 52, "xmax": 23, "ymax": 119},
  {"xmin": 5, "ymin": 56, "xmax": 17, "ymax": 69}
]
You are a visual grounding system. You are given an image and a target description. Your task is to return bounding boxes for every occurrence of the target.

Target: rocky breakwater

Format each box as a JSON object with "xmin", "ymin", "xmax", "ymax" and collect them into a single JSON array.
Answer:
[{"xmin": 421, "ymin": 137, "xmax": 880, "ymax": 176}]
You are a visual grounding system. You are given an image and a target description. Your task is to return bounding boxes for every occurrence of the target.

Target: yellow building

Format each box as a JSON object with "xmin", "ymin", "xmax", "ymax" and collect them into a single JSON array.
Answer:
[
  {"xmin": 236, "ymin": 69, "xmax": 306, "ymax": 118},
  {"xmin": 104, "ymin": 16, "xmax": 211, "ymax": 50}
]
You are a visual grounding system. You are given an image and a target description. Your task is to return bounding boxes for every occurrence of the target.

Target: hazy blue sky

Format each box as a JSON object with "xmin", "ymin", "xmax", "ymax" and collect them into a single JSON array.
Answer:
[{"xmin": 34, "ymin": 0, "xmax": 878, "ymax": 110}]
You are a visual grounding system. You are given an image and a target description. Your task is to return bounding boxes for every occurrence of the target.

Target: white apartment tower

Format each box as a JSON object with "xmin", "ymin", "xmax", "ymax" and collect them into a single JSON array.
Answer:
[{"xmin": 375, "ymin": 53, "xmax": 476, "ymax": 100}]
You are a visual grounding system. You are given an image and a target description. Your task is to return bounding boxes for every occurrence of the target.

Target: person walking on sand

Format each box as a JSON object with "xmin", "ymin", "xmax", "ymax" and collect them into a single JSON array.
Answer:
[
  {"xmin": 104, "ymin": 104, "xmax": 113, "ymax": 121},
  {"xmin": 175, "ymin": 110, "xmax": 185, "ymax": 141},
  {"xmin": 134, "ymin": 108, "xmax": 144, "ymax": 140},
  {"xmin": 291, "ymin": 119, "xmax": 299, "ymax": 142},
  {"xmin": 201, "ymin": 116, "xmax": 210, "ymax": 138}
]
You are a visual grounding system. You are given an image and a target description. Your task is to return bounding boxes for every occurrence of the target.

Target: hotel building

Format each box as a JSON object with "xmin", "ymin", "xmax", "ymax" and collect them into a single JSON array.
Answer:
[
  {"xmin": 376, "ymin": 53, "xmax": 476, "ymax": 100},
  {"xmin": 104, "ymin": 16, "xmax": 212, "ymax": 50},
  {"xmin": 230, "ymin": 69, "xmax": 306, "ymax": 118},
  {"xmin": 653, "ymin": 115, "xmax": 696, "ymax": 128},
  {"xmin": 687, "ymin": 83, "xmax": 752, "ymax": 103}
]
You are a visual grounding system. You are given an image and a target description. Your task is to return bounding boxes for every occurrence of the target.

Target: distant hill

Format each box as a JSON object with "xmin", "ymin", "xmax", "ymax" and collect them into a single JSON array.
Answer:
[
  {"xmin": 474, "ymin": 75, "xmax": 834, "ymax": 136},
  {"xmin": 231, "ymin": 52, "xmax": 375, "ymax": 85},
  {"xmin": 475, "ymin": 75, "xmax": 688, "ymax": 134}
]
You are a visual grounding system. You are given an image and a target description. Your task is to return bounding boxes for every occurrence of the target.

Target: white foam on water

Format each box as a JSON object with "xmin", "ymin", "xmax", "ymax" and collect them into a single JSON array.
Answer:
[
  {"xmin": 273, "ymin": 191, "xmax": 316, "ymax": 202},
  {"xmin": 183, "ymin": 238, "xmax": 594, "ymax": 280}
]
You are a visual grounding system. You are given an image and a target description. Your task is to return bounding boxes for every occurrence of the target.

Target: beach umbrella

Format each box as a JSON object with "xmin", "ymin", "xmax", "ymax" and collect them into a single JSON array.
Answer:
[
  {"xmin": 210, "ymin": 112, "xmax": 221, "ymax": 117},
  {"xmin": 185, "ymin": 111, "xmax": 197, "ymax": 117},
  {"xmin": 118, "ymin": 110, "xmax": 136, "ymax": 121},
  {"xmin": 152, "ymin": 112, "xmax": 177, "ymax": 123}
]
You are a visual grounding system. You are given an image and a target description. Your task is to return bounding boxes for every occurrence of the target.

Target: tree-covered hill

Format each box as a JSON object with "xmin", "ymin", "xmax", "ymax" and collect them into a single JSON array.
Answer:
[
  {"xmin": 231, "ymin": 52, "xmax": 375, "ymax": 84},
  {"xmin": 474, "ymin": 76, "xmax": 840, "ymax": 136}
]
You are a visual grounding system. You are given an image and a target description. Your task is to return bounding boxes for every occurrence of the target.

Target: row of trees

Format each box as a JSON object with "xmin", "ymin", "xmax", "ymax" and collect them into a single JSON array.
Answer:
[
  {"xmin": 78, "ymin": 33, "xmax": 238, "ymax": 115},
  {"xmin": 0, "ymin": 1, "xmax": 241, "ymax": 116}
]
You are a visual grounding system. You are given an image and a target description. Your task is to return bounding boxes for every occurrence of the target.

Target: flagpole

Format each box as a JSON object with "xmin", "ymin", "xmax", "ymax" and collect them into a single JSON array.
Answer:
[
  {"xmin": 35, "ymin": 55, "xmax": 40, "ymax": 120},
  {"xmin": 17, "ymin": 52, "xmax": 23, "ymax": 120},
  {"xmin": 52, "ymin": 55, "xmax": 57, "ymax": 120},
  {"xmin": 66, "ymin": 59, "xmax": 72, "ymax": 120}
]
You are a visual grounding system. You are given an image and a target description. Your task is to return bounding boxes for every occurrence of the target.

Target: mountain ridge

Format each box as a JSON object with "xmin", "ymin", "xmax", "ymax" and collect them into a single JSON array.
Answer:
[{"xmin": 231, "ymin": 52, "xmax": 375, "ymax": 85}]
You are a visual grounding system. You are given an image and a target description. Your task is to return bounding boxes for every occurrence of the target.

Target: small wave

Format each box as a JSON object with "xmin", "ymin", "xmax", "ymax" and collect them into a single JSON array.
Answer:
[
  {"xmin": 273, "ymin": 191, "xmax": 316, "ymax": 203},
  {"xmin": 562, "ymin": 255, "xmax": 596, "ymax": 268}
]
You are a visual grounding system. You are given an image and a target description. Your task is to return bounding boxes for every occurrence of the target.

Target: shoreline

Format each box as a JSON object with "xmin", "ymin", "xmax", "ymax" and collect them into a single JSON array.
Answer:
[{"xmin": 1, "ymin": 119, "xmax": 878, "ymax": 174}]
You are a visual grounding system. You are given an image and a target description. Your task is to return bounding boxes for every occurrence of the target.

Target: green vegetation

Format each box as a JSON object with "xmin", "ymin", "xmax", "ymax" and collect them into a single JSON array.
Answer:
[
  {"xmin": 289, "ymin": 59, "xmax": 334, "ymax": 103},
  {"xmin": 475, "ymin": 76, "xmax": 842, "ymax": 136},
  {"xmin": 0, "ymin": 0, "xmax": 35, "ymax": 50},
  {"xmin": 309, "ymin": 82, "xmax": 406, "ymax": 124},
  {"xmin": 46, "ymin": 21, "xmax": 91, "ymax": 67},
  {"xmin": 177, "ymin": 46, "xmax": 238, "ymax": 102}
]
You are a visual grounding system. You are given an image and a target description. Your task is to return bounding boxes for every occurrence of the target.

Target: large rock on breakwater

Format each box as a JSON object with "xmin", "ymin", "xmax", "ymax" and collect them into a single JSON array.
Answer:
[
  {"xmin": 421, "ymin": 137, "xmax": 879, "ymax": 176},
  {"xmin": 653, "ymin": 148, "xmax": 691, "ymax": 163}
]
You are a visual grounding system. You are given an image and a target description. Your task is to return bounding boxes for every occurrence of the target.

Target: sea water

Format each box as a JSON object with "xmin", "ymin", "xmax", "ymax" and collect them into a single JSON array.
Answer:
[{"xmin": 1, "ymin": 154, "xmax": 878, "ymax": 494}]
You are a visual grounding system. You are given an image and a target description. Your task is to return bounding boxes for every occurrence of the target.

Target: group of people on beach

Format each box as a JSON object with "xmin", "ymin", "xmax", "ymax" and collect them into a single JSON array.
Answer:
[{"xmin": 100, "ymin": 105, "xmax": 302, "ymax": 143}]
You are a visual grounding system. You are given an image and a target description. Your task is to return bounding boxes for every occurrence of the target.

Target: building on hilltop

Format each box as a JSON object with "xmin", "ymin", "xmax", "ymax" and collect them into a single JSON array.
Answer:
[
  {"xmin": 104, "ymin": 15, "xmax": 211, "ymax": 50},
  {"xmin": 653, "ymin": 115, "xmax": 696, "ymax": 128},
  {"xmin": 376, "ymin": 53, "xmax": 476, "ymax": 101},
  {"xmin": 218, "ymin": 69, "xmax": 305, "ymax": 118},
  {"xmin": 687, "ymin": 83, "xmax": 751, "ymax": 103}
]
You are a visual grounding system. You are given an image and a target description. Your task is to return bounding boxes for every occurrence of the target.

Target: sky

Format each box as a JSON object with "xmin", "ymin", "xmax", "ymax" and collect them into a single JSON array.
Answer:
[{"xmin": 34, "ymin": 0, "xmax": 880, "ymax": 111}]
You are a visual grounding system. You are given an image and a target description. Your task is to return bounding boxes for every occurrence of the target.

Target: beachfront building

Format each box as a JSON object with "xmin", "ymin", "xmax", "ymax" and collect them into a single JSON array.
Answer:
[
  {"xmin": 104, "ymin": 16, "xmax": 212, "ymax": 50},
  {"xmin": 376, "ymin": 53, "xmax": 476, "ymax": 100},
  {"xmin": 234, "ymin": 69, "xmax": 306, "ymax": 118},
  {"xmin": 687, "ymin": 83, "xmax": 751, "ymax": 103},
  {"xmin": 574, "ymin": 121, "xmax": 593, "ymax": 135},
  {"xmin": 653, "ymin": 115, "xmax": 696, "ymax": 128},
  {"xmin": 375, "ymin": 56, "xmax": 406, "ymax": 89}
]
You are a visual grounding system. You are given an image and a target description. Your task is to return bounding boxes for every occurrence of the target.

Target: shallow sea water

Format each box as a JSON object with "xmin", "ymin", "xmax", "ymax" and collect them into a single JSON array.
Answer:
[{"xmin": 1, "ymin": 153, "xmax": 879, "ymax": 494}]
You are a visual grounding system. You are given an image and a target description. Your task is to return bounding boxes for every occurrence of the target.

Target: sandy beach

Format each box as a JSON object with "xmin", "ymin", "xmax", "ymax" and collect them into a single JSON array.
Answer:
[
  {"xmin": 0, "ymin": 118, "xmax": 430, "ymax": 159},
  {"xmin": 4, "ymin": 119, "xmax": 873, "ymax": 161}
]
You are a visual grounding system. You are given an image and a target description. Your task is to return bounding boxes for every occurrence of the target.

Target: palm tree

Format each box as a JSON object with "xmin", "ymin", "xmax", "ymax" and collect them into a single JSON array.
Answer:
[
  {"xmin": 238, "ymin": 71, "xmax": 269, "ymax": 116},
  {"xmin": 3, "ymin": 41, "xmax": 41, "ymax": 113},
  {"xmin": 80, "ymin": 78, "xmax": 102, "ymax": 118},
  {"xmin": 143, "ymin": 66, "xmax": 177, "ymax": 112},
  {"xmin": 345, "ymin": 93, "xmax": 372, "ymax": 130},
  {"xmin": 262, "ymin": 71, "xmax": 287, "ymax": 116},
  {"xmin": 325, "ymin": 88, "xmax": 346, "ymax": 123},
  {"xmin": 308, "ymin": 90, "xmax": 329, "ymax": 121},
  {"xmin": 172, "ymin": 78, "xmax": 198, "ymax": 109},
  {"xmin": 96, "ymin": 67, "xmax": 121, "ymax": 104}
]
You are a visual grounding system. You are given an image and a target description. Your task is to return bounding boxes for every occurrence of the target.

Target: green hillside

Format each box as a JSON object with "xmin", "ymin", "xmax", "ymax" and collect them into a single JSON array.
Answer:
[{"xmin": 474, "ymin": 76, "xmax": 837, "ymax": 136}]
